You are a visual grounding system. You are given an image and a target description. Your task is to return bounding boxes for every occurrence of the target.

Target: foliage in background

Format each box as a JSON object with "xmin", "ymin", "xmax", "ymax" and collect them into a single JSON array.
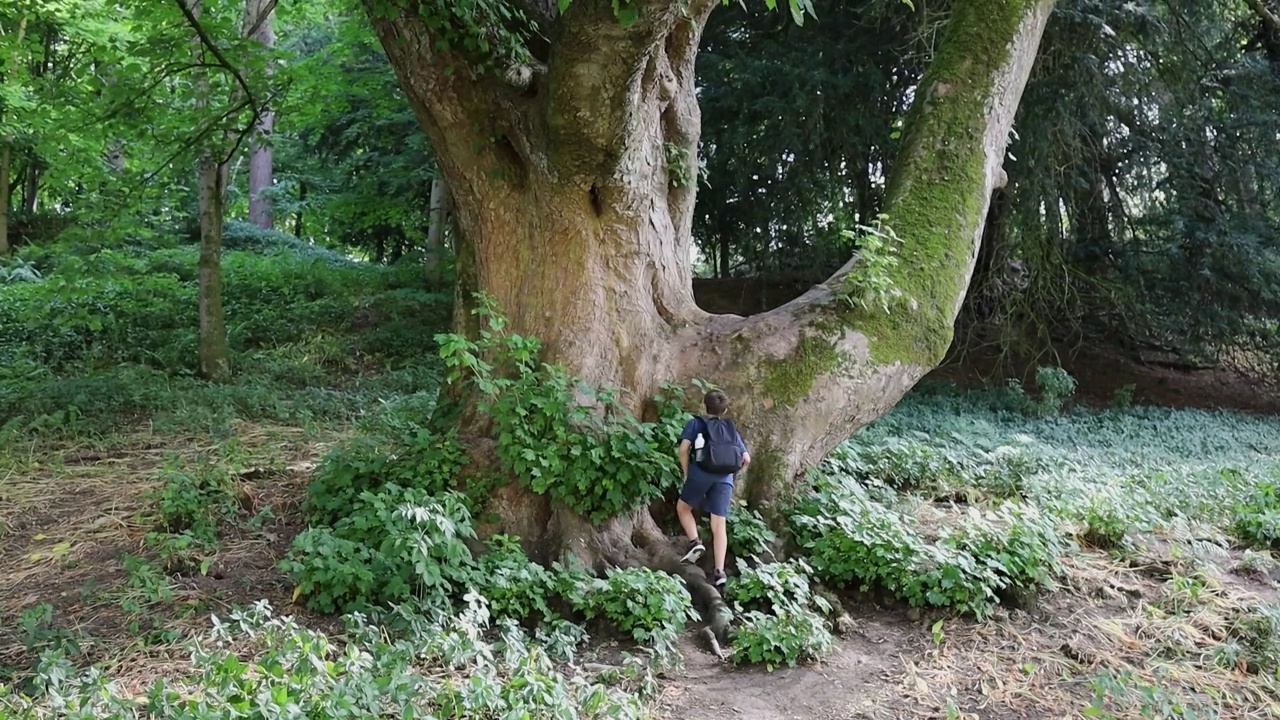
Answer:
[
  {"xmin": 960, "ymin": 0, "xmax": 1280, "ymax": 371},
  {"xmin": 693, "ymin": 0, "xmax": 933, "ymax": 279},
  {"xmin": 0, "ymin": 235, "xmax": 450, "ymax": 441}
]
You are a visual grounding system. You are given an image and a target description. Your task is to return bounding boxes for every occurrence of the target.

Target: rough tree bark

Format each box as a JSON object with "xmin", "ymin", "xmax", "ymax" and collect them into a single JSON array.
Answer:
[
  {"xmin": 244, "ymin": 0, "xmax": 275, "ymax": 229},
  {"xmin": 368, "ymin": 0, "xmax": 1056, "ymax": 569}
]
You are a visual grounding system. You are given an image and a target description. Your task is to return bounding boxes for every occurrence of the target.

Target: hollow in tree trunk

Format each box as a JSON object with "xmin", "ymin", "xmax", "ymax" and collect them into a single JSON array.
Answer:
[{"xmin": 368, "ymin": 0, "xmax": 1057, "ymax": 568}]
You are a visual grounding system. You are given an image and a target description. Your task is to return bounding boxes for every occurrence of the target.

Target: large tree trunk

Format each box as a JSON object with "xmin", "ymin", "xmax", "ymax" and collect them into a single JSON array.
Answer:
[
  {"xmin": 244, "ymin": 0, "xmax": 275, "ymax": 229},
  {"xmin": 368, "ymin": 0, "xmax": 1056, "ymax": 566}
]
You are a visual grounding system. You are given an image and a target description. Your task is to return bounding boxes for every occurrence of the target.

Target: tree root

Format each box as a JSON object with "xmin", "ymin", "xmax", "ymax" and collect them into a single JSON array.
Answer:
[{"xmin": 637, "ymin": 535, "xmax": 734, "ymax": 658}]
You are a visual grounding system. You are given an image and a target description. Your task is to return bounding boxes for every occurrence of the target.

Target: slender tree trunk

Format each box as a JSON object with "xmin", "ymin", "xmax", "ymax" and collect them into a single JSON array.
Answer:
[
  {"xmin": 244, "ymin": 0, "xmax": 275, "ymax": 229},
  {"xmin": 190, "ymin": 0, "xmax": 230, "ymax": 381},
  {"xmin": 22, "ymin": 153, "xmax": 39, "ymax": 214},
  {"xmin": 0, "ymin": 144, "xmax": 10, "ymax": 255},
  {"xmin": 0, "ymin": 17, "xmax": 25, "ymax": 256},
  {"xmin": 426, "ymin": 174, "xmax": 451, "ymax": 274},
  {"xmin": 198, "ymin": 162, "xmax": 230, "ymax": 380},
  {"xmin": 294, "ymin": 181, "xmax": 305, "ymax": 237},
  {"xmin": 370, "ymin": 0, "xmax": 1055, "ymax": 565}
]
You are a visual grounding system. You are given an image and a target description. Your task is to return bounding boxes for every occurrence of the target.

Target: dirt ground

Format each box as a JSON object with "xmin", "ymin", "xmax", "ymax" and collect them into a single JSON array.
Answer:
[{"xmin": 3, "ymin": 350, "xmax": 1280, "ymax": 718}]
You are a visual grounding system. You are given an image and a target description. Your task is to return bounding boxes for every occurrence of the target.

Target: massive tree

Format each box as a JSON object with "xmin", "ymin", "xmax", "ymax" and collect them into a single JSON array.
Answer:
[{"xmin": 366, "ymin": 0, "xmax": 1056, "ymax": 565}]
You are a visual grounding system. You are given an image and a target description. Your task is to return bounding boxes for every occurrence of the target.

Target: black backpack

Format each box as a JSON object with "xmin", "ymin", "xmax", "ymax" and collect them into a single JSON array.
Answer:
[{"xmin": 694, "ymin": 415, "xmax": 745, "ymax": 474}]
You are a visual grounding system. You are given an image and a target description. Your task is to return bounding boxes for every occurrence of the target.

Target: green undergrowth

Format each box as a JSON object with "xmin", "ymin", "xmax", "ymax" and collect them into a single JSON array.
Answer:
[
  {"xmin": 0, "ymin": 234, "xmax": 450, "ymax": 442},
  {"xmin": 279, "ymin": 297, "xmax": 699, "ymax": 657},
  {"xmin": 2, "ymin": 600, "xmax": 660, "ymax": 719},
  {"xmin": 788, "ymin": 375, "xmax": 1280, "ymax": 623}
]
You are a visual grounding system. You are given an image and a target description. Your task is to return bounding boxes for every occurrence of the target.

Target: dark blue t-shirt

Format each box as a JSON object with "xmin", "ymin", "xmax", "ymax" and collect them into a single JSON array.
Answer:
[{"xmin": 679, "ymin": 416, "xmax": 748, "ymax": 486}]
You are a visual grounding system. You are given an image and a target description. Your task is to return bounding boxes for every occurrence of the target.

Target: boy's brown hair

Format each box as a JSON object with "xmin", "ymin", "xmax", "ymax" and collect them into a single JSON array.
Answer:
[{"xmin": 704, "ymin": 390, "xmax": 730, "ymax": 416}]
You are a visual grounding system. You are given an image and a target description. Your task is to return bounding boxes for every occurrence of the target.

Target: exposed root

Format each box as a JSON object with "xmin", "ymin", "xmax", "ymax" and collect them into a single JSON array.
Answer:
[{"xmin": 639, "ymin": 535, "xmax": 734, "ymax": 655}]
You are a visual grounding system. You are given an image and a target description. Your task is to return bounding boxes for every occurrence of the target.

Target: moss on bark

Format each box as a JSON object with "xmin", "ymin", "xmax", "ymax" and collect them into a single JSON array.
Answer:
[
  {"xmin": 757, "ymin": 335, "xmax": 843, "ymax": 408},
  {"xmin": 837, "ymin": 0, "xmax": 1037, "ymax": 367}
]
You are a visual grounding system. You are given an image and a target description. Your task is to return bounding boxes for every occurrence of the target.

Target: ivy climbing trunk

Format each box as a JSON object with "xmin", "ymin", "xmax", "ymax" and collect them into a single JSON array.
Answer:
[{"xmin": 369, "ymin": 0, "xmax": 1055, "ymax": 566}]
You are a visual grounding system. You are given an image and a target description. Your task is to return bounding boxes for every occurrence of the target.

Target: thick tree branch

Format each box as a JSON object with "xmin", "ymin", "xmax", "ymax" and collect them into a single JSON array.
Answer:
[
  {"xmin": 677, "ymin": 0, "xmax": 1058, "ymax": 506},
  {"xmin": 366, "ymin": 2, "xmax": 539, "ymax": 198}
]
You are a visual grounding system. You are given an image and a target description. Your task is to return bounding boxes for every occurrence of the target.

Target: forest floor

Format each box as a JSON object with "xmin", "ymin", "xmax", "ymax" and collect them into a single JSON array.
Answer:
[{"xmin": 4, "ymin": 351, "xmax": 1280, "ymax": 719}]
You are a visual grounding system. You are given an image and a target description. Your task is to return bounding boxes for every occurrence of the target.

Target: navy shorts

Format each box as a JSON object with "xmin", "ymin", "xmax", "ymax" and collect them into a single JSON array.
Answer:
[{"xmin": 679, "ymin": 474, "xmax": 733, "ymax": 517}]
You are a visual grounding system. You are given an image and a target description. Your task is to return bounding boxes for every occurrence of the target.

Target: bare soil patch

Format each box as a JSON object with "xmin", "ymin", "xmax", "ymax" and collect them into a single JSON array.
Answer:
[{"xmin": 0, "ymin": 423, "xmax": 340, "ymax": 679}]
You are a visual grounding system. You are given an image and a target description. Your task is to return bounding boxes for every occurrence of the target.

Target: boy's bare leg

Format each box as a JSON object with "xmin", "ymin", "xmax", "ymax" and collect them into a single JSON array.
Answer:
[
  {"xmin": 709, "ymin": 513, "xmax": 727, "ymax": 572},
  {"xmin": 676, "ymin": 499, "xmax": 699, "ymax": 541},
  {"xmin": 676, "ymin": 499, "xmax": 705, "ymax": 563}
]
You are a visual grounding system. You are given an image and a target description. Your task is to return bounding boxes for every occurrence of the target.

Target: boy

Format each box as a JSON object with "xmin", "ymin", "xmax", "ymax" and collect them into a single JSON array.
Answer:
[{"xmin": 676, "ymin": 389, "xmax": 751, "ymax": 588}]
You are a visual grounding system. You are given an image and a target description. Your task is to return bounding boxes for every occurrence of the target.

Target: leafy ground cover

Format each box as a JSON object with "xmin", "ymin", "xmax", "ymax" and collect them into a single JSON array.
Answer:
[{"xmin": 2, "ymin": 242, "xmax": 1279, "ymax": 719}]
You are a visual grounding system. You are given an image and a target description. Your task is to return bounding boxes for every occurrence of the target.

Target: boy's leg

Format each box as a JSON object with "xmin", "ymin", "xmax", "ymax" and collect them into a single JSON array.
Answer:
[
  {"xmin": 676, "ymin": 477, "xmax": 709, "ymax": 563},
  {"xmin": 705, "ymin": 482, "xmax": 733, "ymax": 587}
]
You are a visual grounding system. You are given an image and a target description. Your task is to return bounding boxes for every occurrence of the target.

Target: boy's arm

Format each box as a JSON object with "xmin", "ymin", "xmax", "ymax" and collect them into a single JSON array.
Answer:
[
  {"xmin": 678, "ymin": 440, "xmax": 692, "ymax": 476},
  {"xmin": 737, "ymin": 433, "xmax": 751, "ymax": 467}
]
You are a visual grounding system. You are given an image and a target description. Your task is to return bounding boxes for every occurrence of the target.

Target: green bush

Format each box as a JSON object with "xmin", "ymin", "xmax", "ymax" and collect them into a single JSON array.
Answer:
[
  {"xmin": 475, "ymin": 534, "xmax": 558, "ymax": 624},
  {"xmin": 730, "ymin": 607, "xmax": 834, "ymax": 670},
  {"xmin": 437, "ymin": 296, "xmax": 686, "ymax": 523},
  {"xmin": 726, "ymin": 559, "xmax": 830, "ymax": 616},
  {"xmin": 791, "ymin": 474, "xmax": 1064, "ymax": 619},
  {"xmin": 304, "ymin": 423, "xmax": 468, "ymax": 526},
  {"xmin": 282, "ymin": 486, "xmax": 478, "ymax": 613},
  {"xmin": 1233, "ymin": 480, "xmax": 1280, "ymax": 549},
  {"xmin": 727, "ymin": 501, "xmax": 777, "ymax": 560},
  {"xmin": 565, "ymin": 566, "xmax": 695, "ymax": 658},
  {"xmin": 1, "ymin": 602, "xmax": 651, "ymax": 719}
]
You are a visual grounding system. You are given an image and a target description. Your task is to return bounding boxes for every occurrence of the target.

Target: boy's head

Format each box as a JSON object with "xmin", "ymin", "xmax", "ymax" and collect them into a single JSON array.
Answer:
[{"xmin": 704, "ymin": 390, "xmax": 730, "ymax": 416}]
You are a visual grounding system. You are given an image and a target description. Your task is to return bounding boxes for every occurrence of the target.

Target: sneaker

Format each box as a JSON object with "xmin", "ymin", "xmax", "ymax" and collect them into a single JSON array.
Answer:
[
  {"xmin": 680, "ymin": 537, "xmax": 705, "ymax": 564},
  {"xmin": 712, "ymin": 569, "xmax": 727, "ymax": 588}
]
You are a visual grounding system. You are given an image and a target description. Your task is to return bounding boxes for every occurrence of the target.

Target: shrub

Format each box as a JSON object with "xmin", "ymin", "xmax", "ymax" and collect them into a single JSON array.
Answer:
[
  {"xmin": 790, "ymin": 474, "xmax": 922, "ymax": 592},
  {"xmin": 147, "ymin": 454, "xmax": 239, "ymax": 543},
  {"xmin": 726, "ymin": 559, "xmax": 830, "ymax": 616},
  {"xmin": 282, "ymin": 486, "xmax": 477, "ymax": 613},
  {"xmin": 437, "ymin": 296, "xmax": 685, "ymax": 523},
  {"xmin": 565, "ymin": 566, "xmax": 695, "ymax": 659},
  {"xmin": 1233, "ymin": 480, "xmax": 1280, "ymax": 549},
  {"xmin": 1, "ymin": 601, "xmax": 651, "ymax": 719},
  {"xmin": 730, "ymin": 607, "xmax": 834, "ymax": 670},
  {"xmin": 475, "ymin": 534, "xmax": 558, "ymax": 624},
  {"xmin": 791, "ymin": 475, "xmax": 1064, "ymax": 619},
  {"xmin": 304, "ymin": 424, "xmax": 468, "ymax": 526},
  {"xmin": 727, "ymin": 501, "xmax": 777, "ymax": 560}
]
